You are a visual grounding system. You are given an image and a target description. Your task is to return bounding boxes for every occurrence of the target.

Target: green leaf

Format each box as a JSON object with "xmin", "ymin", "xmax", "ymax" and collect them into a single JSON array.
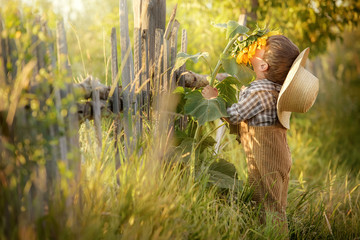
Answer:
[
  {"xmin": 220, "ymin": 53, "xmax": 255, "ymax": 85},
  {"xmin": 174, "ymin": 130, "xmax": 216, "ymax": 157},
  {"xmin": 184, "ymin": 90, "xmax": 228, "ymax": 126},
  {"xmin": 208, "ymin": 159, "xmax": 243, "ymax": 190},
  {"xmin": 173, "ymin": 87, "xmax": 193, "ymax": 114},
  {"xmin": 173, "ymin": 86, "xmax": 185, "ymax": 95},
  {"xmin": 217, "ymin": 76, "xmax": 242, "ymax": 87},
  {"xmin": 226, "ymin": 20, "xmax": 249, "ymax": 40},
  {"xmin": 199, "ymin": 136, "xmax": 217, "ymax": 152},
  {"xmin": 216, "ymin": 77, "xmax": 240, "ymax": 107},
  {"xmin": 173, "ymin": 52, "xmax": 209, "ymax": 72}
]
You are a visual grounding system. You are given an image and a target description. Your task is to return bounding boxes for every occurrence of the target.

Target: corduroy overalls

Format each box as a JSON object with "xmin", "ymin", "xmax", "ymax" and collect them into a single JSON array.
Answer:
[{"xmin": 240, "ymin": 121, "xmax": 292, "ymax": 228}]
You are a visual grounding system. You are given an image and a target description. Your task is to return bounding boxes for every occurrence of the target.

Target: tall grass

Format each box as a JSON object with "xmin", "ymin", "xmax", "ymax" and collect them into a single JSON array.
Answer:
[{"xmin": 23, "ymin": 112, "xmax": 358, "ymax": 240}]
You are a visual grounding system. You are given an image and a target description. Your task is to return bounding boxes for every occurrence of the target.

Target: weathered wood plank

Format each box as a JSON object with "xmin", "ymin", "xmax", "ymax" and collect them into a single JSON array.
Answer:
[
  {"xmin": 179, "ymin": 29, "xmax": 187, "ymax": 87},
  {"xmin": 163, "ymin": 4, "xmax": 177, "ymax": 40},
  {"xmin": 163, "ymin": 5, "xmax": 178, "ymax": 91},
  {"xmin": 0, "ymin": 14, "xmax": 7, "ymax": 85},
  {"xmin": 154, "ymin": 28, "xmax": 163, "ymax": 96},
  {"xmin": 179, "ymin": 29, "xmax": 188, "ymax": 130},
  {"xmin": 56, "ymin": 19, "xmax": 80, "ymax": 171},
  {"xmin": 111, "ymin": 28, "xmax": 120, "ymax": 115},
  {"xmin": 155, "ymin": 0, "xmax": 166, "ymax": 30},
  {"xmin": 141, "ymin": 29, "xmax": 150, "ymax": 120},
  {"xmin": 134, "ymin": 28, "xmax": 143, "ymax": 136},
  {"xmin": 43, "ymin": 25, "xmax": 62, "ymax": 177},
  {"xmin": 92, "ymin": 78, "xmax": 102, "ymax": 150},
  {"xmin": 111, "ymin": 27, "xmax": 121, "ymax": 168},
  {"xmin": 119, "ymin": 0, "xmax": 135, "ymax": 155},
  {"xmin": 141, "ymin": 0, "xmax": 155, "ymax": 70},
  {"xmin": 56, "ymin": 20, "xmax": 72, "ymax": 76},
  {"xmin": 133, "ymin": 0, "xmax": 142, "ymax": 29},
  {"xmin": 133, "ymin": 0, "xmax": 143, "ymax": 139},
  {"xmin": 170, "ymin": 20, "xmax": 180, "ymax": 90}
]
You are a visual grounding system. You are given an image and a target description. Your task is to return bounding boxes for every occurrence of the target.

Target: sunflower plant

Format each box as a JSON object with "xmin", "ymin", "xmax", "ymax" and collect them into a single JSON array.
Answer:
[
  {"xmin": 173, "ymin": 22, "xmax": 277, "ymax": 126},
  {"xmin": 172, "ymin": 22, "xmax": 279, "ymax": 182}
]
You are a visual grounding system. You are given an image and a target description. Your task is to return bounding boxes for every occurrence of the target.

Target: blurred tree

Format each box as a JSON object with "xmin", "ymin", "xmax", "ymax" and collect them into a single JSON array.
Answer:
[
  {"xmin": 252, "ymin": 0, "xmax": 360, "ymax": 56},
  {"xmin": 167, "ymin": 0, "xmax": 359, "ymax": 73}
]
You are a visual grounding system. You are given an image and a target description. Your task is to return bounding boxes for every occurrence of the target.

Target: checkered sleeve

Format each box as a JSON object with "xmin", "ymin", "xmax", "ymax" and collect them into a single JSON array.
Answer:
[{"xmin": 227, "ymin": 90, "xmax": 276, "ymax": 124}]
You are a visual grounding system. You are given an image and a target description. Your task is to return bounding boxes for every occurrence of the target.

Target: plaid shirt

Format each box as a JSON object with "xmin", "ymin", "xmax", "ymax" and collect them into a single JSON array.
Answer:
[{"xmin": 227, "ymin": 79, "xmax": 282, "ymax": 126}]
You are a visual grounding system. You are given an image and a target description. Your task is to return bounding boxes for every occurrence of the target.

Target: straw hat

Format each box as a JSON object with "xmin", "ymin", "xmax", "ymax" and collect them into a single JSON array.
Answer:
[{"xmin": 277, "ymin": 48, "xmax": 319, "ymax": 129}]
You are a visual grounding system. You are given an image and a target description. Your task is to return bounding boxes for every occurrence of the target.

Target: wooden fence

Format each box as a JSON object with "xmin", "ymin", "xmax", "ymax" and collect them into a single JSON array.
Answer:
[{"xmin": 0, "ymin": 0, "xmax": 190, "ymax": 225}]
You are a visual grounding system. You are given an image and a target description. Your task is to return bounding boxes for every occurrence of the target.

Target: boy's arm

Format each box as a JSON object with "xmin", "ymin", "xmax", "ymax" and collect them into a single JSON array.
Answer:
[
  {"xmin": 203, "ymin": 85, "xmax": 268, "ymax": 125},
  {"xmin": 227, "ymin": 90, "xmax": 269, "ymax": 124}
]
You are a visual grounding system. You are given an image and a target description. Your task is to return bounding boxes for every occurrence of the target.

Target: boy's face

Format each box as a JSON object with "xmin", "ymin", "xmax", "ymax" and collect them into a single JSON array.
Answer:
[{"xmin": 250, "ymin": 48, "xmax": 268, "ymax": 80}]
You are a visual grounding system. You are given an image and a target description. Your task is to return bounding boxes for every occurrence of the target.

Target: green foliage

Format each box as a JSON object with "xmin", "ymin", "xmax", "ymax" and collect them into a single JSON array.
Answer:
[
  {"xmin": 173, "ymin": 52, "xmax": 210, "ymax": 73},
  {"xmin": 231, "ymin": 25, "xmax": 271, "ymax": 55},
  {"xmin": 251, "ymin": 0, "xmax": 360, "ymax": 56},
  {"xmin": 208, "ymin": 158, "xmax": 243, "ymax": 190},
  {"xmin": 220, "ymin": 52, "xmax": 255, "ymax": 84},
  {"xmin": 170, "ymin": 0, "xmax": 359, "ymax": 73},
  {"xmin": 173, "ymin": 22, "xmax": 254, "ymax": 126},
  {"xmin": 173, "ymin": 86, "xmax": 192, "ymax": 114},
  {"xmin": 173, "ymin": 123, "xmax": 217, "ymax": 160},
  {"xmin": 184, "ymin": 90, "xmax": 228, "ymax": 126},
  {"xmin": 224, "ymin": 20, "xmax": 249, "ymax": 40},
  {"xmin": 215, "ymin": 76, "xmax": 241, "ymax": 107}
]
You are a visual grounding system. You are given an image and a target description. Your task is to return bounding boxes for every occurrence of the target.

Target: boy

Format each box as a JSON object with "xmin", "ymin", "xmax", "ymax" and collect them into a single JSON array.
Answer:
[{"xmin": 202, "ymin": 35, "xmax": 319, "ymax": 231}]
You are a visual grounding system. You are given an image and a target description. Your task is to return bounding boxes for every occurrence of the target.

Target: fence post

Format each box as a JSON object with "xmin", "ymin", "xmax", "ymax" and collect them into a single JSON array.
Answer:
[
  {"xmin": 111, "ymin": 27, "xmax": 121, "ymax": 169},
  {"xmin": 119, "ymin": 0, "xmax": 135, "ymax": 156},
  {"xmin": 56, "ymin": 20, "xmax": 75, "ymax": 167},
  {"xmin": 91, "ymin": 77, "xmax": 102, "ymax": 151},
  {"xmin": 179, "ymin": 29, "xmax": 188, "ymax": 130},
  {"xmin": 141, "ymin": 29, "xmax": 150, "ymax": 120},
  {"xmin": 154, "ymin": 28, "xmax": 164, "ymax": 98},
  {"xmin": 133, "ymin": 0, "xmax": 143, "ymax": 139},
  {"xmin": 163, "ymin": 5, "xmax": 177, "ymax": 91},
  {"xmin": 28, "ymin": 17, "xmax": 48, "ymax": 218},
  {"xmin": 170, "ymin": 20, "xmax": 180, "ymax": 90},
  {"xmin": 0, "ymin": 14, "xmax": 7, "ymax": 85},
  {"xmin": 45, "ymin": 22, "xmax": 63, "ymax": 183},
  {"xmin": 141, "ymin": 0, "xmax": 155, "ymax": 74},
  {"xmin": 56, "ymin": 20, "xmax": 81, "ymax": 218},
  {"xmin": 155, "ymin": 0, "xmax": 166, "ymax": 30}
]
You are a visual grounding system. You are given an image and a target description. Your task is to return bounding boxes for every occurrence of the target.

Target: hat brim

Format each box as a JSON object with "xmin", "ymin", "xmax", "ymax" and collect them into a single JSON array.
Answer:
[{"xmin": 277, "ymin": 48, "xmax": 310, "ymax": 129}]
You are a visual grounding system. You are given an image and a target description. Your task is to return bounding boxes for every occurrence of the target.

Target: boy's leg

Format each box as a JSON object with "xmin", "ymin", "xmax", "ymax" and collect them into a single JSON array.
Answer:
[
  {"xmin": 246, "ymin": 157, "xmax": 266, "ymax": 224},
  {"xmin": 260, "ymin": 170, "xmax": 289, "ymax": 231},
  {"xmin": 252, "ymin": 126, "xmax": 291, "ymax": 227}
]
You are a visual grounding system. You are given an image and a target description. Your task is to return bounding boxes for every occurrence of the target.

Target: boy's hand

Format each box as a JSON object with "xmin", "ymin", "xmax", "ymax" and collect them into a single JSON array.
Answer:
[{"xmin": 202, "ymin": 85, "xmax": 218, "ymax": 99}]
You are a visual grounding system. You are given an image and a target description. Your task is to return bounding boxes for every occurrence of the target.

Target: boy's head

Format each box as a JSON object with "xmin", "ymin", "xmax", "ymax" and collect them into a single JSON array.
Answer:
[{"xmin": 263, "ymin": 35, "xmax": 300, "ymax": 84}]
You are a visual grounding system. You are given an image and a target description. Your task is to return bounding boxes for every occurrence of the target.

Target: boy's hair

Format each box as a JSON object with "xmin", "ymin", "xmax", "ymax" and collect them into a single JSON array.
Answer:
[{"xmin": 263, "ymin": 35, "xmax": 300, "ymax": 84}]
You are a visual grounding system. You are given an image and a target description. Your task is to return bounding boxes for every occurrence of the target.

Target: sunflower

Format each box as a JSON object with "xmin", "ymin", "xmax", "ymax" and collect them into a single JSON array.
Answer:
[{"xmin": 234, "ymin": 26, "xmax": 281, "ymax": 66}]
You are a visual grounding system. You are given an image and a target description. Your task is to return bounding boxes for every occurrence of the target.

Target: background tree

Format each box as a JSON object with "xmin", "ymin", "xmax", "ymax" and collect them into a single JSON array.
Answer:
[{"xmin": 168, "ymin": 0, "xmax": 359, "ymax": 72}]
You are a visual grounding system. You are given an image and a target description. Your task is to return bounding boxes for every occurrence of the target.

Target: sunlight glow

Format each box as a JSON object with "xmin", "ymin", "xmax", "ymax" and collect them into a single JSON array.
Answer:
[{"xmin": 22, "ymin": 0, "xmax": 85, "ymax": 20}]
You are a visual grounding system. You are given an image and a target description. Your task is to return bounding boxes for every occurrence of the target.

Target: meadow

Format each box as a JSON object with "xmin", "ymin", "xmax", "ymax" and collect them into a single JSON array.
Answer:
[{"xmin": 1, "ymin": 0, "xmax": 360, "ymax": 239}]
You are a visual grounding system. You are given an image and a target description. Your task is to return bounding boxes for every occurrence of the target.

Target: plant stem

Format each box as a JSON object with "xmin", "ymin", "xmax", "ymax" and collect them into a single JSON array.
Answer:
[
  {"xmin": 190, "ymin": 34, "xmax": 241, "ymax": 179},
  {"xmin": 209, "ymin": 33, "xmax": 240, "ymax": 87},
  {"xmin": 190, "ymin": 124, "xmax": 201, "ymax": 179}
]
